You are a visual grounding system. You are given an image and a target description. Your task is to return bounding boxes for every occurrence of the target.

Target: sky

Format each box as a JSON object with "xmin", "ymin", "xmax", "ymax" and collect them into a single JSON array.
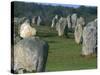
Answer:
[
  {"xmin": 13, "ymin": 0, "xmax": 97, "ymax": 8},
  {"xmin": 14, "ymin": 0, "xmax": 97, "ymax": 8},
  {"xmin": 41, "ymin": 3, "xmax": 80, "ymax": 8}
]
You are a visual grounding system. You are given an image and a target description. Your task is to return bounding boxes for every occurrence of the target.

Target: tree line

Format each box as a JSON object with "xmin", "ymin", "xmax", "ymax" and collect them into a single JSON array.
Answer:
[{"xmin": 12, "ymin": 1, "xmax": 97, "ymax": 25}]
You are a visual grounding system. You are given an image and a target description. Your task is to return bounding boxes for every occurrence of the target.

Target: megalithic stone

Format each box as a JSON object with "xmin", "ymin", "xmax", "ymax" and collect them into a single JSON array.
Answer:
[
  {"xmin": 20, "ymin": 19, "xmax": 37, "ymax": 38},
  {"xmin": 67, "ymin": 15, "xmax": 72, "ymax": 29},
  {"xmin": 74, "ymin": 24, "xmax": 83, "ymax": 44},
  {"xmin": 82, "ymin": 19, "xmax": 97, "ymax": 56},
  {"xmin": 74, "ymin": 17, "xmax": 85, "ymax": 44},
  {"xmin": 71, "ymin": 13, "xmax": 77, "ymax": 29},
  {"xmin": 12, "ymin": 37, "xmax": 48, "ymax": 73},
  {"xmin": 32, "ymin": 16, "xmax": 36, "ymax": 25},
  {"xmin": 37, "ymin": 16, "xmax": 41, "ymax": 26},
  {"xmin": 56, "ymin": 17, "xmax": 67, "ymax": 36},
  {"xmin": 51, "ymin": 15, "xmax": 58, "ymax": 28}
]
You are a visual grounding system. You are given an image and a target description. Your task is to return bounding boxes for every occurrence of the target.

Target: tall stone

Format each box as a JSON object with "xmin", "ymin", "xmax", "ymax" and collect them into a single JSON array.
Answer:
[
  {"xmin": 71, "ymin": 13, "xmax": 77, "ymax": 29},
  {"xmin": 82, "ymin": 19, "xmax": 97, "ymax": 56},
  {"xmin": 37, "ymin": 16, "xmax": 41, "ymax": 26},
  {"xmin": 67, "ymin": 15, "xmax": 72, "ymax": 29},
  {"xmin": 31, "ymin": 16, "xmax": 36, "ymax": 25},
  {"xmin": 51, "ymin": 15, "xmax": 58, "ymax": 28},
  {"xmin": 56, "ymin": 17, "xmax": 67, "ymax": 36},
  {"xmin": 74, "ymin": 17, "xmax": 85, "ymax": 44}
]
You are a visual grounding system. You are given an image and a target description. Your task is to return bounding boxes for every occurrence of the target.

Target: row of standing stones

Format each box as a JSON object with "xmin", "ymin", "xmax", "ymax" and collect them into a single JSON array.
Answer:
[
  {"xmin": 51, "ymin": 14, "xmax": 97, "ymax": 56},
  {"xmin": 12, "ymin": 14, "xmax": 97, "ymax": 73}
]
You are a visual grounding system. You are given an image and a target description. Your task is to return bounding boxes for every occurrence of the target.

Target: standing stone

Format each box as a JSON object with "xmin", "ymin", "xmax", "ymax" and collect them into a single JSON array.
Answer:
[
  {"xmin": 51, "ymin": 15, "xmax": 58, "ymax": 28},
  {"xmin": 82, "ymin": 19, "xmax": 97, "ymax": 56},
  {"xmin": 20, "ymin": 19, "xmax": 37, "ymax": 38},
  {"xmin": 67, "ymin": 15, "xmax": 72, "ymax": 29},
  {"xmin": 31, "ymin": 16, "xmax": 36, "ymax": 25},
  {"xmin": 12, "ymin": 37, "xmax": 48, "ymax": 73},
  {"xmin": 37, "ymin": 16, "xmax": 41, "ymax": 26},
  {"xmin": 71, "ymin": 13, "xmax": 77, "ymax": 29},
  {"xmin": 74, "ymin": 17, "xmax": 85, "ymax": 44},
  {"xmin": 56, "ymin": 17, "xmax": 67, "ymax": 36}
]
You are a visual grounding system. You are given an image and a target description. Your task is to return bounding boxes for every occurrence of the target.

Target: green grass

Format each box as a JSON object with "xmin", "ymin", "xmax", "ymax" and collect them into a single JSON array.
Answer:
[{"xmin": 34, "ymin": 25, "xmax": 97, "ymax": 72}]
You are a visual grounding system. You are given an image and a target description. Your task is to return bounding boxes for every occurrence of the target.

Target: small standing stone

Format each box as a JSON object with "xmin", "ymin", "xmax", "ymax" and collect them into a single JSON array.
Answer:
[{"xmin": 37, "ymin": 16, "xmax": 41, "ymax": 26}]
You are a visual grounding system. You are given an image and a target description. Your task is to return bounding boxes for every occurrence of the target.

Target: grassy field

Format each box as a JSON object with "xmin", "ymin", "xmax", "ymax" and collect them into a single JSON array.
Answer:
[{"xmin": 35, "ymin": 25, "xmax": 97, "ymax": 72}]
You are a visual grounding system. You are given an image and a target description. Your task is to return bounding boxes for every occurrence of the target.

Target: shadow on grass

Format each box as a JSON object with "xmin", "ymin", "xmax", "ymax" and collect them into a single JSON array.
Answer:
[
  {"xmin": 46, "ymin": 40, "xmax": 57, "ymax": 43},
  {"xmin": 37, "ymin": 31, "xmax": 57, "ymax": 38}
]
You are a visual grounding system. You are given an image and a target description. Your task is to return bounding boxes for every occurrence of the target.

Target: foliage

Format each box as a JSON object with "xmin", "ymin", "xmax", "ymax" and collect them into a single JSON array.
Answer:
[{"xmin": 12, "ymin": 1, "xmax": 97, "ymax": 25}]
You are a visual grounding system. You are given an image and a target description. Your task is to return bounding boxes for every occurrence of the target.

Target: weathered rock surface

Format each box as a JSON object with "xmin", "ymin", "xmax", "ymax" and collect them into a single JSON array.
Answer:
[
  {"xmin": 67, "ymin": 15, "xmax": 72, "ymax": 29},
  {"xmin": 37, "ymin": 16, "xmax": 41, "ymax": 26},
  {"xmin": 12, "ymin": 37, "xmax": 49, "ymax": 73},
  {"xmin": 71, "ymin": 13, "xmax": 77, "ymax": 29},
  {"xmin": 56, "ymin": 17, "xmax": 67, "ymax": 36},
  {"xmin": 82, "ymin": 19, "xmax": 97, "ymax": 56},
  {"xmin": 74, "ymin": 17, "xmax": 85, "ymax": 44},
  {"xmin": 31, "ymin": 16, "xmax": 36, "ymax": 25},
  {"xmin": 51, "ymin": 15, "xmax": 58, "ymax": 28},
  {"xmin": 20, "ymin": 19, "xmax": 37, "ymax": 38}
]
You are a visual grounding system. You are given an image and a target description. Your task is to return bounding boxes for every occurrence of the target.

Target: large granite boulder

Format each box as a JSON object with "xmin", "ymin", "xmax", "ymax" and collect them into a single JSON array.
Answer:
[
  {"xmin": 74, "ymin": 17, "xmax": 85, "ymax": 44},
  {"xmin": 82, "ymin": 19, "xmax": 97, "ymax": 56},
  {"xmin": 12, "ymin": 37, "xmax": 49, "ymax": 73}
]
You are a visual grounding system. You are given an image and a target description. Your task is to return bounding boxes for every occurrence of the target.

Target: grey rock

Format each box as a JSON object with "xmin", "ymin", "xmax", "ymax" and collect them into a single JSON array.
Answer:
[
  {"xmin": 56, "ymin": 17, "xmax": 67, "ymax": 36},
  {"xmin": 14, "ymin": 35, "xmax": 22, "ymax": 45},
  {"xmin": 74, "ymin": 17, "xmax": 85, "ymax": 44},
  {"xmin": 37, "ymin": 16, "xmax": 41, "ymax": 26},
  {"xmin": 12, "ymin": 37, "xmax": 49, "ymax": 73},
  {"xmin": 51, "ymin": 15, "xmax": 58, "ymax": 28},
  {"xmin": 67, "ymin": 15, "xmax": 72, "ymax": 29},
  {"xmin": 71, "ymin": 13, "xmax": 77, "ymax": 29},
  {"xmin": 82, "ymin": 19, "xmax": 97, "ymax": 56},
  {"xmin": 19, "ymin": 19, "xmax": 37, "ymax": 38},
  {"xmin": 31, "ymin": 16, "xmax": 36, "ymax": 26}
]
